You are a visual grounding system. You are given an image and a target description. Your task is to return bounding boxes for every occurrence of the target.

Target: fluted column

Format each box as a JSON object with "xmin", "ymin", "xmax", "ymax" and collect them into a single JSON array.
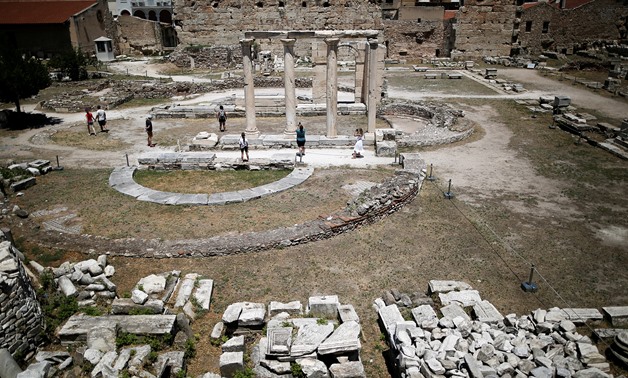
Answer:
[
  {"xmin": 282, "ymin": 38, "xmax": 297, "ymax": 134},
  {"xmin": 367, "ymin": 38, "xmax": 378, "ymax": 134},
  {"xmin": 240, "ymin": 38, "xmax": 258, "ymax": 134},
  {"xmin": 325, "ymin": 38, "xmax": 339, "ymax": 138}
]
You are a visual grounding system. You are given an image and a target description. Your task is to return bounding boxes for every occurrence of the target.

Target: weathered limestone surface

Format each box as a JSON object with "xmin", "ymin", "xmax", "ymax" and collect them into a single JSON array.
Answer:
[{"xmin": 58, "ymin": 315, "xmax": 176, "ymax": 343}]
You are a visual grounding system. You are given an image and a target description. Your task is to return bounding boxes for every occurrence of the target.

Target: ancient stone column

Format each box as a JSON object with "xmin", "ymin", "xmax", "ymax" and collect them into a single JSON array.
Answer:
[
  {"xmin": 240, "ymin": 38, "xmax": 258, "ymax": 134},
  {"xmin": 325, "ymin": 38, "xmax": 339, "ymax": 138},
  {"xmin": 282, "ymin": 38, "xmax": 297, "ymax": 134},
  {"xmin": 367, "ymin": 38, "xmax": 379, "ymax": 134}
]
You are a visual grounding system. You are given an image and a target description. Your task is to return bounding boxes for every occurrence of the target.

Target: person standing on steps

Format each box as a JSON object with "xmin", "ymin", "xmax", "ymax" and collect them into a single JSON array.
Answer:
[
  {"xmin": 217, "ymin": 105, "xmax": 227, "ymax": 132},
  {"xmin": 352, "ymin": 128, "xmax": 364, "ymax": 158},
  {"xmin": 85, "ymin": 107, "xmax": 96, "ymax": 136},
  {"xmin": 239, "ymin": 132, "xmax": 249, "ymax": 162},
  {"xmin": 296, "ymin": 122, "xmax": 306, "ymax": 157},
  {"xmin": 95, "ymin": 105, "xmax": 108, "ymax": 132},
  {"xmin": 145, "ymin": 115, "xmax": 154, "ymax": 147}
]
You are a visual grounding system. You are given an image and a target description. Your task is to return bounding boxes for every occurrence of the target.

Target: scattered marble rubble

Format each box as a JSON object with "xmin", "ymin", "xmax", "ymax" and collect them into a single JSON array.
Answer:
[
  {"xmin": 1, "ymin": 159, "xmax": 58, "ymax": 199},
  {"xmin": 30, "ymin": 254, "xmax": 118, "ymax": 307},
  {"xmin": 213, "ymin": 295, "xmax": 365, "ymax": 378},
  {"xmin": 375, "ymin": 280, "xmax": 623, "ymax": 378}
]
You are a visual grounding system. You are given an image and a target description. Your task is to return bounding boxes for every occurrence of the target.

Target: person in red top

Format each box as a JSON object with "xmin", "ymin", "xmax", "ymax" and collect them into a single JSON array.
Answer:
[{"xmin": 85, "ymin": 108, "xmax": 96, "ymax": 136}]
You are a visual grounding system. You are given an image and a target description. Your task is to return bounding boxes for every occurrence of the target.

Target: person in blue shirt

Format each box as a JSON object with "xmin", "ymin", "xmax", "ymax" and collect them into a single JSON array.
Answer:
[{"xmin": 296, "ymin": 122, "xmax": 306, "ymax": 156}]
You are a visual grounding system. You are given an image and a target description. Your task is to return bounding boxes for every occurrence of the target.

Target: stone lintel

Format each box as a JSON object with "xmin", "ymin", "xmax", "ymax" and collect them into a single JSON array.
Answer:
[{"xmin": 244, "ymin": 30, "xmax": 379, "ymax": 40}]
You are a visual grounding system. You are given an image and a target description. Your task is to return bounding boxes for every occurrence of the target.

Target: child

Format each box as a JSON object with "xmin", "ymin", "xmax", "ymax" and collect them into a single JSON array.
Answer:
[
  {"xmin": 296, "ymin": 122, "xmax": 306, "ymax": 156},
  {"xmin": 217, "ymin": 105, "xmax": 227, "ymax": 132},
  {"xmin": 352, "ymin": 128, "xmax": 364, "ymax": 158},
  {"xmin": 85, "ymin": 108, "xmax": 96, "ymax": 136}
]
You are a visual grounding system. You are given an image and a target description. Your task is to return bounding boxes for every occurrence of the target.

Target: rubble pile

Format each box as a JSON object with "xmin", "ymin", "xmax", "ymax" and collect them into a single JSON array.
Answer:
[
  {"xmin": 214, "ymin": 295, "xmax": 366, "ymax": 378},
  {"xmin": 376, "ymin": 280, "xmax": 617, "ymax": 378}
]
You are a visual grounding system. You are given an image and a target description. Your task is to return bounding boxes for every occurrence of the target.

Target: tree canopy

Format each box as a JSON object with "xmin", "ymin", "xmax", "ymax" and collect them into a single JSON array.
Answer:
[
  {"xmin": 0, "ymin": 42, "xmax": 51, "ymax": 113},
  {"xmin": 48, "ymin": 49, "xmax": 92, "ymax": 82}
]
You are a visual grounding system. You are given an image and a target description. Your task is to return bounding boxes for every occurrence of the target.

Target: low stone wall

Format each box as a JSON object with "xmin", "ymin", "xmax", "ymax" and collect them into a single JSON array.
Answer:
[
  {"xmin": 0, "ymin": 232, "xmax": 45, "ymax": 359},
  {"xmin": 39, "ymin": 157, "xmax": 426, "ymax": 258},
  {"xmin": 379, "ymin": 100, "xmax": 465, "ymax": 129}
]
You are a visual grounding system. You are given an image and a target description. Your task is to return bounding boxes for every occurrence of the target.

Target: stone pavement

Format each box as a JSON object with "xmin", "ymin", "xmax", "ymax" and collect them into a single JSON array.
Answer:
[{"xmin": 109, "ymin": 164, "xmax": 314, "ymax": 205}]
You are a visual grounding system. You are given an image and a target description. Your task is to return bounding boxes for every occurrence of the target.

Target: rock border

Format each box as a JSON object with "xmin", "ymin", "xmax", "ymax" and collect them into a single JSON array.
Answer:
[{"xmin": 36, "ymin": 155, "xmax": 426, "ymax": 258}]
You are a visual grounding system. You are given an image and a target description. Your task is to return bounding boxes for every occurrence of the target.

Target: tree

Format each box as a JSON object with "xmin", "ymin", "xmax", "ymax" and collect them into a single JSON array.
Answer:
[
  {"xmin": 0, "ymin": 43, "xmax": 51, "ymax": 113},
  {"xmin": 48, "ymin": 48, "xmax": 92, "ymax": 81}
]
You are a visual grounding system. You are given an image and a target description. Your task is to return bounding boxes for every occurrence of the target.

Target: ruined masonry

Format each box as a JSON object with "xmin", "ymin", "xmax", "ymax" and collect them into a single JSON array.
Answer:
[
  {"xmin": 0, "ymin": 232, "xmax": 45, "ymax": 358},
  {"xmin": 376, "ymin": 280, "xmax": 620, "ymax": 378}
]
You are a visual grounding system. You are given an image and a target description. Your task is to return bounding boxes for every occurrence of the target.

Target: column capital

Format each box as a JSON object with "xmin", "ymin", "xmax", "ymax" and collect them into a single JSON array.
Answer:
[
  {"xmin": 240, "ymin": 38, "xmax": 255, "ymax": 46},
  {"xmin": 280, "ymin": 38, "xmax": 296, "ymax": 46},
  {"xmin": 324, "ymin": 38, "xmax": 340, "ymax": 47}
]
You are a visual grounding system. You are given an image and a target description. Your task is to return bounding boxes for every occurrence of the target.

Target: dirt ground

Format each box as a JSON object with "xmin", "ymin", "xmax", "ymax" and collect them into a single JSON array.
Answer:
[{"xmin": 1, "ymin": 62, "xmax": 627, "ymax": 377}]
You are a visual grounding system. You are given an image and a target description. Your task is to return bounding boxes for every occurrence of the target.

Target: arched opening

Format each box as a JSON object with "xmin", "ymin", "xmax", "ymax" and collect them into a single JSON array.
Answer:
[
  {"xmin": 148, "ymin": 10, "xmax": 157, "ymax": 21},
  {"xmin": 159, "ymin": 9, "xmax": 172, "ymax": 23},
  {"xmin": 337, "ymin": 43, "xmax": 359, "ymax": 104},
  {"xmin": 133, "ymin": 10, "xmax": 146, "ymax": 18},
  {"xmin": 120, "ymin": 9, "xmax": 131, "ymax": 15}
]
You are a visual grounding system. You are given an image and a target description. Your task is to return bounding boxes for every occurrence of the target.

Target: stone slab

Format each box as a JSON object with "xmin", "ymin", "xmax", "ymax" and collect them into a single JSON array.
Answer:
[
  {"xmin": 290, "ymin": 323, "xmax": 334, "ymax": 357},
  {"xmin": 440, "ymin": 304, "xmax": 471, "ymax": 321},
  {"xmin": 308, "ymin": 295, "xmax": 339, "ymax": 317},
  {"xmin": 602, "ymin": 306, "xmax": 628, "ymax": 326},
  {"xmin": 269, "ymin": 301, "xmax": 302, "ymax": 317},
  {"xmin": 379, "ymin": 304, "xmax": 404, "ymax": 335},
  {"xmin": 561, "ymin": 308, "xmax": 603, "ymax": 323},
  {"xmin": 267, "ymin": 327, "xmax": 293, "ymax": 356},
  {"xmin": 439, "ymin": 290, "xmax": 481, "ymax": 307},
  {"xmin": 473, "ymin": 300, "xmax": 504, "ymax": 323},
  {"xmin": 318, "ymin": 320, "xmax": 361, "ymax": 355},
  {"xmin": 429, "ymin": 280, "xmax": 473, "ymax": 293},
  {"xmin": 339, "ymin": 304, "xmax": 360, "ymax": 324},
  {"xmin": 58, "ymin": 315, "xmax": 176, "ymax": 343},
  {"xmin": 194, "ymin": 279, "xmax": 213, "ymax": 310}
]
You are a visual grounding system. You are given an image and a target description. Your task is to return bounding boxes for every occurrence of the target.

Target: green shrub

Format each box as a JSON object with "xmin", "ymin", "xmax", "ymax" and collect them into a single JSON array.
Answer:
[
  {"xmin": 129, "ymin": 308, "xmax": 155, "ymax": 315},
  {"xmin": 79, "ymin": 306, "xmax": 103, "ymax": 316},
  {"xmin": 116, "ymin": 332, "xmax": 139, "ymax": 348},
  {"xmin": 233, "ymin": 367, "xmax": 255, "ymax": 378},
  {"xmin": 184, "ymin": 338, "xmax": 196, "ymax": 359},
  {"xmin": 291, "ymin": 362, "xmax": 306, "ymax": 378}
]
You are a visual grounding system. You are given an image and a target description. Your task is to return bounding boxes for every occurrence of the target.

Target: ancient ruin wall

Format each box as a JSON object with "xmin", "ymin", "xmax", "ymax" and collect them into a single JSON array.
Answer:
[
  {"xmin": 170, "ymin": 0, "xmax": 383, "ymax": 67},
  {"xmin": 0, "ymin": 238, "xmax": 45, "ymax": 358},
  {"xmin": 452, "ymin": 0, "xmax": 517, "ymax": 59},
  {"xmin": 518, "ymin": 0, "xmax": 628, "ymax": 56},
  {"xmin": 116, "ymin": 16, "xmax": 173, "ymax": 56},
  {"xmin": 383, "ymin": 19, "xmax": 444, "ymax": 59}
]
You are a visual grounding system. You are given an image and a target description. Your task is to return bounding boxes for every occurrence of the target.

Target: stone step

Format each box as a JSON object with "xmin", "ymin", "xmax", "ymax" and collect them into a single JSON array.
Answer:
[{"xmin": 58, "ymin": 314, "xmax": 176, "ymax": 344}]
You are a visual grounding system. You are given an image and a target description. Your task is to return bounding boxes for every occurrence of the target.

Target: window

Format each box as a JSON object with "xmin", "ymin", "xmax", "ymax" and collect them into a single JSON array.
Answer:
[
  {"xmin": 417, "ymin": 18, "xmax": 421, "ymax": 23},
  {"xmin": 525, "ymin": 21, "xmax": 532, "ymax": 32},
  {"xmin": 278, "ymin": 0, "xmax": 284, "ymax": 6},
  {"xmin": 302, "ymin": 1, "xmax": 306, "ymax": 6},
  {"xmin": 386, "ymin": 0, "xmax": 393, "ymax": 3},
  {"xmin": 542, "ymin": 21, "xmax": 549, "ymax": 33},
  {"xmin": 256, "ymin": 1, "xmax": 263, "ymax": 7}
]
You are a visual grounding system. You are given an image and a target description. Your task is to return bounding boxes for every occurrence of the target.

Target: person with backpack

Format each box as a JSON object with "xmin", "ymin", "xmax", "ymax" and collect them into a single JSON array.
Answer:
[
  {"xmin": 217, "ymin": 105, "xmax": 227, "ymax": 132},
  {"xmin": 239, "ymin": 132, "xmax": 249, "ymax": 162}
]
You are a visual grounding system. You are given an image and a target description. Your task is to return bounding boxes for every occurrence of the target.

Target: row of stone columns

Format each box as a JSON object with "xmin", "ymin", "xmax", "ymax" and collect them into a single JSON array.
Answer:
[{"xmin": 240, "ymin": 36, "xmax": 378, "ymax": 137}]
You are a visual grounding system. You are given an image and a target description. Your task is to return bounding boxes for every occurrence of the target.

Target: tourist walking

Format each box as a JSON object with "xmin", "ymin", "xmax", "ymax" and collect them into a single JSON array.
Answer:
[
  {"xmin": 145, "ymin": 115, "xmax": 154, "ymax": 147},
  {"xmin": 239, "ymin": 132, "xmax": 249, "ymax": 162},
  {"xmin": 217, "ymin": 105, "xmax": 227, "ymax": 132},
  {"xmin": 85, "ymin": 108, "xmax": 96, "ymax": 136},
  {"xmin": 352, "ymin": 128, "xmax": 364, "ymax": 158},
  {"xmin": 296, "ymin": 122, "xmax": 306, "ymax": 156},
  {"xmin": 95, "ymin": 105, "xmax": 108, "ymax": 132}
]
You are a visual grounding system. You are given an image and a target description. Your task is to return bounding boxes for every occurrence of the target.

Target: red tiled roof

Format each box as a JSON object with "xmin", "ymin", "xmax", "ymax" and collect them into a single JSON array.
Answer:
[
  {"xmin": 0, "ymin": 1, "xmax": 96, "ymax": 24},
  {"xmin": 560, "ymin": 0, "xmax": 595, "ymax": 9},
  {"xmin": 444, "ymin": 10, "xmax": 456, "ymax": 20},
  {"xmin": 522, "ymin": 2, "xmax": 540, "ymax": 9}
]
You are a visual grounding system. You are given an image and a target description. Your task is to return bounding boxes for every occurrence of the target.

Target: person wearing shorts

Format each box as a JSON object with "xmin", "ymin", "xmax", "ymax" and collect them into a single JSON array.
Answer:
[
  {"xmin": 239, "ymin": 132, "xmax": 249, "ymax": 162},
  {"xmin": 96, "ymin": 105, "xmax": 108, "ymax": 132},
  {"xmin": 296, "ymin": 122, "xmax": 306, "ymax": 156},
  {"xmin": 145, "ymin": 115, "xmax": 154, "ymax": 147},
  {"xmin": 217, "ymin": 105, "xmax": 227, "ymax": 132},
  {"xmin": 85, "ymin": 108, "xmax": 96, "ymax": 136}
]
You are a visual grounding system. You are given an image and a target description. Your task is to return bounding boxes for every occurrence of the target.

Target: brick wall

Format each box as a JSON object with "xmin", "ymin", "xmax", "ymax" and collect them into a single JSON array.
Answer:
[{"xmin": 518, "ymin": 0, "xmax": 628, "ymax": 56}]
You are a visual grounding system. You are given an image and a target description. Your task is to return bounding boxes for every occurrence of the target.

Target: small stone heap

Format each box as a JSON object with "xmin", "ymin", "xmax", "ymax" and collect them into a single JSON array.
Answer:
[
  {"xmin": 376, "ymin": 280, "xmax": 616, "ymax": 378},
  {"xmin": 0, "ymin": 237, "xmax": 44, "ymax": 359},
  {"xmin": 110, "ymin": 271, "xmax": 180, "ymax": 315},
  {"xmin": 214, "ymin": 295, "xmax": 365, "ymax": 378},
  {"xmin": 29, "ymin": 255, "xmax": 117, "ymax": 306},
  {"xmin": 1, "ymin": 159, "xmax": 55, "ymax": 199}
]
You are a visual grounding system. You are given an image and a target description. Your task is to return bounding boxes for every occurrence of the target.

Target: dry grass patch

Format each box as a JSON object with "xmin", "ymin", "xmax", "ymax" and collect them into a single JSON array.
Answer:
[
  {"xmin": 134, "ymin": 169, "xmax": 291, "ymax": 195},
  {"xmin": 385, "ymin": 71, "xmax": 499, "ymax": 96},
  {"xmin": 15, "ymin": 166, "xmax": 396, "ymax": 240},
  {"xmin": 49, "ymin": 128, "xmax": 132, "ymax": 151}
]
